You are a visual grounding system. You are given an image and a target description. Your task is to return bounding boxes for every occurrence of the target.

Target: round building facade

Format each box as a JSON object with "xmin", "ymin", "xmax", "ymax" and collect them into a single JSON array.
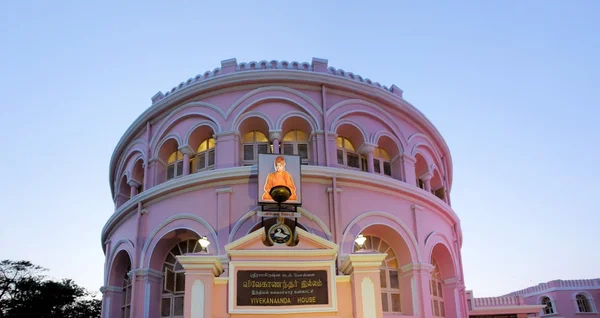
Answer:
[{"xmin": 101, "ymin": 58, "xmax": 468, "ymax": 318}]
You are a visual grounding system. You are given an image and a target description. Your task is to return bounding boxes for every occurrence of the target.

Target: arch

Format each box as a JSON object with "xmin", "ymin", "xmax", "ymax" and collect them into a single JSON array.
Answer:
[
  {"xmin": 107, "ymin": 248, "xmax": 133, "ymax": 287},
  {"xmin": 372, "ymin": 130, "xmax": 404, "ymax": 155},
  {"xmin": 408, "ymin": 133, "xmax": 443, "ymax": 161},
  {"xmin": 332, "ymin": 119, "xmax": 368, "ymax": 150},
  {"xmin": 342, "ymin": 211, "xmax": 421, "ymax": 263},
  {"xmin": 228, "ymin": 207, "xmax": 332, "ymax": 243},
  {"xmin": 429, "ymin": 241, "xmax": 458, "ymax": 281},
  {"xmin": 230, "ymin": 96, "xmax": 321, "ymax": 132},
  {"xmin": 114, "ymin": 140, "xmax": 147, "ymax": 189},
  {"xmin": 183, "ymin": 120, "xmax": 220, "ymax": 148},
  {"xmin": 226, "ymin": 86, "xmax": 323, "ymax": 121},
  {"xmin": 140, "ymin": 213, "xmax": 219, "ymax": 269},
  {"xmin": 151, "ymin": 134, "xmax": 182, "ymax": 162},
  {"xmin": 232, "ymin": 111, "xmax": 274, "ymax": 133},
  {"xmin": 105, "ymin": 239, "xmax": 135, "ymax": 285},
  {"xmin": 411, "ymin": 143, "xmax": 443, "ymax": 172},
  {"xmin": 276, "ymin": 110, "xmax": 319, "ymax": 132},
  {"xmin": 148, "ymin": 102, "xmax": 224, "ymax": 149},
  {"xmin": 537, "ymin": 295, "xmax": 556, "ymax": 315},
  {"xmin": 326, "ymin": 99, "xmax": 409, "ymax": 150},
  {"xmin": 424, "ymin": 232, "xmax": 459, "ymax": 279},
  {"xmin": 131, "ymin": 157, "xmax": 144, "ymax": 186},
  {"xmin": 572, "ymin": 291, "xmax": 596, "ymax": 313}
]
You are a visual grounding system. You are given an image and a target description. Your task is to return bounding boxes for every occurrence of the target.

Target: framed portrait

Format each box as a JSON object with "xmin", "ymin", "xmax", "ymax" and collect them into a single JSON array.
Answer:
[{"xmin": 258, "ymin": 154, "xmax": 302, "ymax": 205}]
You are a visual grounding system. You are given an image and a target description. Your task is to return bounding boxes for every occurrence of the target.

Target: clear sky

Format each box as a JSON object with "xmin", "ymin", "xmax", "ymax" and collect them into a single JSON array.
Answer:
[{"xmin": 0, "ymin": 1, "xmax": 598, "ymax": 298}]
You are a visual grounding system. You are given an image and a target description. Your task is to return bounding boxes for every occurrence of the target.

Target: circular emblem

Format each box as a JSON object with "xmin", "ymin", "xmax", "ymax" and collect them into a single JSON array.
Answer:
[{"xmin": 268, "ymin": 222, "xmax": 292, "ymax": 245}]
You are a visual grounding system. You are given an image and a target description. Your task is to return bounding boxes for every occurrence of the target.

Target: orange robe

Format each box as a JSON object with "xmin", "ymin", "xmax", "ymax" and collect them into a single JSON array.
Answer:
[{"xmin": 262, "ymin": 171, "xmax": 297, "ymax": 201}]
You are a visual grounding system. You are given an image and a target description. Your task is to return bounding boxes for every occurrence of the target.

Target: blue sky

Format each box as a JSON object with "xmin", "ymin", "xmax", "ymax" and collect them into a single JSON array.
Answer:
[{"xmin": 0, "ymin": 1, "xmax": 598, "ymax": 298}]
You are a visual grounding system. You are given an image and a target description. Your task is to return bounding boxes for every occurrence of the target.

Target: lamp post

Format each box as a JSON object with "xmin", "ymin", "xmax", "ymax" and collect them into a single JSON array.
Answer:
[
  {"xmin": 198, "ymin": 236, "xmax": 211, "ymax": 253},
  {"xmin": 354, "ymin": 234, "xmax": 367, "ymax": 251}
]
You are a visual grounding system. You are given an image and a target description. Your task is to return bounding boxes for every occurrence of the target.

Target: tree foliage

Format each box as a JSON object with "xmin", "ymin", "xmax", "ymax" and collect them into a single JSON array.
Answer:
[{"xmin": 0, "ymin": 260, "xmax": 101, "ymax": 318}]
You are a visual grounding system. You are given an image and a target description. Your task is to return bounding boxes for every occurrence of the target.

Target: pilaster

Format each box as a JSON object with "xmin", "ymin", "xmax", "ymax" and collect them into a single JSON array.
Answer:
[
  {"xmin": 401, "ymin": 262, "xmax": 435, "ymax": 318},
  {"xmin": 177, "ymin": 255, "xmax": 224, "ymax": 318},
  {"xmin": 269, "ymin": 130, "xmax": 282, "ymax": 154},
  {"xmin": 340, "ymin": 252, "xmax": 387, "ymax": 318},
  {"xmin": 359, "ymin": 143, "xmax": 377, "ymax": 173},
  {"xmin": 214, "ymin": 131, "xmax": 239, "ymax": 168},
  {"xmin": 402, "ymin": 154, "xmax": 417, "ymax": 186},
  {"xmin": 216, "ymin": 187, "xmax": 232, "ymax": 254}
]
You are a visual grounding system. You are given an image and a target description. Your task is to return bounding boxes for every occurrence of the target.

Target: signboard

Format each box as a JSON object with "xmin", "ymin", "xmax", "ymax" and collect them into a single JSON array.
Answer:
[
  {"xmin": 258, "ymin": 154, "xmax": 302, "ymax": 205},
  {"xmin": 257, "ymin": 211, "xmax": 301, "ymax": 218},
  {"xmin": 236, "ymin": 270, "xmax": 328, "ymax": 306}
]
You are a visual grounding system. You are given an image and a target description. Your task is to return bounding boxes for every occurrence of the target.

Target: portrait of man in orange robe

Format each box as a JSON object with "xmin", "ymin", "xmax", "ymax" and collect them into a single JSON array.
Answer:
[{"xmin": 262, "ymin": 156, "xmax": 298, "ymax": 202}]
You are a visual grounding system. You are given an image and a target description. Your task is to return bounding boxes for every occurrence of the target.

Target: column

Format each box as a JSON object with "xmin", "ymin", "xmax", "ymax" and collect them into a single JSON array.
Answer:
[
  {"xmin": 420, "ymin": 172, "xmax": 433, "ymax": 192},
  {"xmin": 401, "ymin": 263, "xmax": 435, "ymax": 318},
  {"xmin": 340, "ymin": 252, "xmax": 387, "ymax": 318},
  {"xmin": 128, "ymin": 180, "xmax": 141, "ymax": 198},
  {"xmin": 215, "ymin": 187, "xmax": 232, "ymax": 253},
  {"xmin": 100, "ymin": 285, "xmax": 123, "ymax": 318},
  {"xmin": 269, "ymin": 130, "xmax": 282, "ymax": 154},
  {"xmin": 148, "ymin": 158, "xmax": 164, "ymax": 185},
  {"xmin": 443, "ymin": 277, "xmax": 461, "ymax": 318},
  {"xmin": 135, "ymin": 268, "xmax": 163, "ymax": 318},
  {"xmin": 390, "ymin": 155, "xmax": 404, "ymax": 181},
  {"xmin": 359, "ymin": 143, "xmax": 377, "ymax": 173},
  {"xmin": 178, "ymin": 146, "xmax": 195, "ymax": 176},
  {"xmin": 177, "ymin": 255, "xmax": 224, "ymax": 318},
  {"xmin": 402, "ymin": 154, "xmax": 417, "ymax": 185}
]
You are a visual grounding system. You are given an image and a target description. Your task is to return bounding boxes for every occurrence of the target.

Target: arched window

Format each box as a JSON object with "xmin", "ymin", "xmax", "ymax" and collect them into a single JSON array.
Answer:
[
  {"xmin": 281, "ymin": 130, "xmax": 309, "ymax": 165},
  {"xmin": 373, "ymin": 147, "xmax": 392, "ymax": 176},
  {"xmin": 161, "ymin": 239, "xmax": 205, "ymax": 318},
  {"xmin": 121, "ymin": 265, "xmax": 132, "ymax": 318},
  {"xmin": 541, "ymin": 296, "xmax": 554, "ymax": 315},
  {"xmin": 430, "ymin": 258, "xmax": 445, "ymax": 317},
  {"xmin": 191, "ymin": 138, "xmax": 215, "ymax": 172},
  {"xmin": 576, "ymin": 294, "xmax": 592, "ymax": 313},
  {"xmin": 337, "ymin": 137, "xmax": 360, "ymax": 169},
  {"xmin": 353, "ymin": 235, "xmax": 401, "ymax": 313},
  {"xmin": 166, "ymin": 151, "xmax": 184, "ymax": 180},
  {"xmin": 242, "ymin": 130, "xmax": 270, "ymax": 166}
]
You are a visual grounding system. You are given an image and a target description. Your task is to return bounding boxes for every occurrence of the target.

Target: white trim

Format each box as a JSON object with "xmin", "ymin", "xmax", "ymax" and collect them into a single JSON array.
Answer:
[
  {"xmin": 330, "ymin": 118, "xmax": 368, "ymax": 146},
  {"xmin": 105, "ymin": 239, "xmax": 134, "ymax": 285},
  {"xmin": 231, "ymin": 110, "xmax": 275, "ymax": 132},
  {"xmin": 191, "ymin": 279, "xmax": 204, "ymax": 318},
  {"xmin": 361, "ymin": 277, "xmax": 376, "ymax": 318},
  {"xmin": 275, "ymin": 110, "xmax": 320, "ymax": 132},
  {"xmin": 151, "ymin": 133, "xmax": 183, "ymax": 161},
  {"xmin": 182, "ymin": 120, "xmax": 220, "ymax": 147}
]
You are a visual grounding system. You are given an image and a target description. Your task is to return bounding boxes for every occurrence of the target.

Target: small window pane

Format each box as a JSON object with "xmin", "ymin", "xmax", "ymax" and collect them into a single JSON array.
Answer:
[
  {"xmin": 283, "ymin": 144, "xmax": 294, "ymax": 155},
  {"xmin": 381, "ymin": 293, "xmax": 389, "ymax": 312},
  {"xmin": 243, "ymin": 145, "xmax": 254, "ymax": 161},
  {"xmin": 336, "ymin": 137, "xmax": 343, "ymax": 147},
  {"xmin": 361, "ymin": 157, "xmax": 368, "ymax": 172},
  {"xmin": 374, "ymin": 159, "xmax": 381, "ymax": 173},
  {"xmin": 347, "ymin": 153, "xmax": 360, "ymax": 168},
  {"xmin": 391, "ymin": 293, "xmax": 401, "ymax": 312},
  {"xmin": 282, "ymin": 131, "xmax": 295, "ymax": 142},
  {"xmin": 255, "ymin": 132, "xmax": 268, "ymax": 142},
  {"xmin": 167, "ymin": 165, "xmax": 175, "ymax": 180},
  {"xmin": 389, "ymin": 270, "xmax": 399, "ymax": 289},
  {"xmin": 197, "ymin": 153, "xmax": 206, "ymax": 170},
  {"xmin": 208, "ymin": 150, "xmax": 215, "ymax": 166},
  {"xmin": 298, "ymin": 144, "xmax": 308, "ymax": 159},
  {"xmin": 437, "ymin": 282, "xmax": 443, "ymax": 297},
  {"xmin": 296, "ymin": 130, "xmax": 308, "ymax": 141},
  {"xmin": 257, "ymin": 144, "xmax": 269, "ymax": 154},
  {"xmin": 242, "ymin": 132, "xmax": 254, "ymax": 143},
  {"xmin": 384, "ymin": 162, "xmax": 391, "ymax": 176},
  {"xmin": 174, "ymin": 296, "xmax": 184, "ymax": 316},
  {"xmin": 380, "ymin": 269, "xmax": 387, "ymax": 288},
  {"xmin": 208, "ymin": 138, "xmax": 215, "ymax": 149},
  {"xmin": 337, "ymin": 149, "xmax": 344, "ymax": 164},
  {"xmin": 161, "ymin": 298, "xmax": 171, "ymax": 317},
  {"xmin": 175, "ymin": 272, "xmax": 185, "ymax": 292},
  {"xmin": 165, "ymin": 268, "xmax": 174, "ymax": 292},
  {"xmin": 165, "ymin": 253, "xmax": 176, "ymax": 265},
  {"xmin": 440, "ymin": 301, "xmax": 445, "ymax": 317},
  {"xmin": 198, "ymin": 140, "xmax": 208, "ymax": 152},
  {"xmin": 433, "ymin": 300, "xmax": 440, "ymax": 316},
  {"xmin": 176, "ymin": 161, "xmax": 183, "ymax": 176}
]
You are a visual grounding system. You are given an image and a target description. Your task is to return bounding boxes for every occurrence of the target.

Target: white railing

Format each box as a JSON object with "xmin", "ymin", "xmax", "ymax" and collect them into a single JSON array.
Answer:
[{"xmin": 473, "ymin": 296, "xmax": 520, "ymax": 307}]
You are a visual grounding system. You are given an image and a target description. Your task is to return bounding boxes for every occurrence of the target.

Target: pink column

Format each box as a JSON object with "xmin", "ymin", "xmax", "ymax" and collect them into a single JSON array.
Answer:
[
  {"xmin": 101, "ymin": 286, "xmax": 124, "ymax": 318},
  {"xmin": 269, "ymin": 130, "xmax": 281, "ymax": 154},
  {"xmin": 340, "ymin": 253, "xmax": 387, "ymax": 318},
  {"xmin": 176, "ymin": 255, "xmax": 223, "ymax": 318},
  {"xmin": 402, "ymin": 154, "xmax": 417, "ymax": 185},
  {"xmin": 134, "ymin": 268, "xmax": 163, "ymax": 318},
  {"xmin": 214, "ymin": 131, "xmax": 238, "ymax": 168},
  {"xmin": 403, "ymin": 263, "xmax": 434, "ymax": 318},
  {"xmin": 443, "ymin": 277, "xmax": 461, "ymax": 318},
  {"xmin": 421, "ymin": 172, "xmax": 433, "ymax": 192},
  {"xmin": 128, "ymin": 180, "xmax": 141, "ymax": 198},
  {"xmin": 178, "ymin": 146, "xmax": 194, "ymax": 176},
  {"xmin": 359, "ymin": 143, "xmax": 376, "ymax": 173}
]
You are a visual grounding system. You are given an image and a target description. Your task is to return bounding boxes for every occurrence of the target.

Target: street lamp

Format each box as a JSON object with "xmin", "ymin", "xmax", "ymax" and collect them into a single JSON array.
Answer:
[
  {"xmin": 354, "ymin": 234, "xmax": 367, "ymax": 251},
  {"xmin": 198, "ymin": 236, "xmax": 211, "ymax": 253}
]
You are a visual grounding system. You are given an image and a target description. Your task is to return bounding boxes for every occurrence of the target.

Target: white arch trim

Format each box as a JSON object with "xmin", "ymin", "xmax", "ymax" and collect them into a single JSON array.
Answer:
[
  {"xmin": 183, "ymin": 120, "xmax": 220, "ymax": 147},
  {"xmin": 342, "ymin": 211, "xmax": 421, "ymax": 262},
  {"xmin": 150, "ymin": 133, "xmax": 183, "ymax": 162},
  {"xmin": 105, "ymin": 239, "xmax": 134, "ymax": 285},
  {"xmin": 228, "ymin": 207, "xmax": 332, "ymax": 243},
  {"xmin": 331, "ymin": 119, "xmax": 369, "ymax": 146},
  {"xmin": 408, "ymin": 133, "xmax": 444, "ymax": 160},
  {"xmin": 114, "ymin": 141, "xmax": 147, "ymax": 187},
  {"xmin": 423, "ymin": 231, "xmax": 459, "ymax": 277},
  {"xmin": 371, "ymin": 130, "xmax": 405, "ymax": 154},
  {"xmin": 140, "ymin": 213, "xmax": 219, "ymax": 268},
  {"xmin": 231, "ymin": 110, "xmax": 275, "ymax": 133},
  {"xmin": 275, "ymin": 110, "xmax": 320, "ymax": 132},
  {"xmin": 148, "ymin": 101, "xmax": 224, "ymax": 148},
  {"xmin": 572, "ymin": 291, "xmax": 597, "ymax": 312},
  {"xmin": 226, "ymin": 86, "xmax": 323, "ymax": 120}
]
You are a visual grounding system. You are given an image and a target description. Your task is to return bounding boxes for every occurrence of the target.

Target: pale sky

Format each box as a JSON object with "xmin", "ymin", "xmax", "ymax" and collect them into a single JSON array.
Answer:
[{"xmin": 0, "ymin": 1, "xmax": 598, "ymax": 298}]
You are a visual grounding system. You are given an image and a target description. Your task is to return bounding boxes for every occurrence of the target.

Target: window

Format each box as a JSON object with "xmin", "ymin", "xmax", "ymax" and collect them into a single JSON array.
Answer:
[
  {"xmin": 373, "ymin": 147, "xmax": 392, "ymax": 176},
  {"xmin": 167, "ymin": 151, "xmax": 184, "ymax": 180},
  {"xmin": 576, "ymin": 294, "xmax": 592, "ymax": 313},
  {"xmin": 336, "ymin": 137, "xmax": 361, "ymax": 169},
  {"xmin": 430, "ymin": 258, "xmax": 445, "ymax": 317},
  {"xmin": 541, "ymin": 296, "xmax": 554, "ymax": 315},
  {"xmin": 191, "ymin": 138, "xmax": 215, "ymax": 173},
  {"xmin": 281, "ymin": 130, "xmax": 309, "ymax": 165},
  {"xmin": 161, "ymin": 239, "xmax": 206, "ymax": 318},
  {"xmin": 353, "ymin": 235, "xmax": 401, "ymax": 313},
  {"xmin": 121, "ymin": 265, "xmax": 132, "ymax": 318},
  {"xmin": 242, "ymin": 130, "xmax": 270, "ymax": 166}
]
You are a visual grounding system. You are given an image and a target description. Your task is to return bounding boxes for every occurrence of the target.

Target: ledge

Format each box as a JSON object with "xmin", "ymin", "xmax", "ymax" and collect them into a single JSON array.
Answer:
[{"xmin": 101, "ymin": 165, "xmax": 459, "ymax": 250}]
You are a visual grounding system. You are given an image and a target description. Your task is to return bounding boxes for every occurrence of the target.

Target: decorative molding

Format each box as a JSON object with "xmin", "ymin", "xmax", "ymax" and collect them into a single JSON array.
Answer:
[
  {"xmin": 339, "ymin": 252, "xmax": 387, "ymax": 275},
  {"xmin": 401, "ymin": 262, "xmax": 435, "ymax": 273},
  {"xmin": 215, "ymin": 187, "xmax": 232, "ymax": 194},
  {"xmin": 214, "ymin": 277, "xmax": 229, "ymax": 285},
  {"xmin": 176, "ymin": 255, "xmax": 224, "ymax": 276},
  {"xmin": 326, "ymin": 187, "xmax": 343, "ymax": 193},
  {"xmin": 336, "ymin": 275, "xmax": 351, "ymax": 283},
  {"xmin": 268, "ymin": 130, "xmax": 282, "ymax": 141},
  {"xmin": 100, "ymin": 285, "xmax": 122, "ymax": 294},
  {"xmin": 135, "ymin": 268, "xmax": 163, "ymax": 281}
]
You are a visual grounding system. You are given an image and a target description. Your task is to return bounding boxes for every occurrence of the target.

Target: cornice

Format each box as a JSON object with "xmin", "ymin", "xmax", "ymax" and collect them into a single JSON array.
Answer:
[
  {"xmin": 108, "ymin": 68, "xmax": 453, "ymax": 197},
  {"xmin": 101, "ymin": 165, "xmax": 460, "ymax": 246}
]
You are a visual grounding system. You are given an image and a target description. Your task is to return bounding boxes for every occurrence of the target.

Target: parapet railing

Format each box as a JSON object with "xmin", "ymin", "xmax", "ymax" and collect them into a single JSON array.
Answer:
[
  {"xmin": 506, "ymin": 279, "xmax": 600, "ymax": 297},
  {"xmin": 472, "ymin": 296, "xmax": 521, "ymax": 307},
  {"xmin": 151, "ymin": 58, "xmax": 403, "ymax": 104}
]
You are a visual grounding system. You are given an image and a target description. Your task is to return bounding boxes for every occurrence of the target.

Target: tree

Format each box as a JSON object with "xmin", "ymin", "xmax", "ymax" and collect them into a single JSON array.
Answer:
[{"xmin": 0, "ymin": 260, "xmax": 101, "ymax": 318}]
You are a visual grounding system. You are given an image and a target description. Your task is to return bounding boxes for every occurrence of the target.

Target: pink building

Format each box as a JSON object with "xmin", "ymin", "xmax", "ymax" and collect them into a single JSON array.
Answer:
[{"xmin": 100, "ymin": 57, "xmax": 469, "ymax": 318}]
